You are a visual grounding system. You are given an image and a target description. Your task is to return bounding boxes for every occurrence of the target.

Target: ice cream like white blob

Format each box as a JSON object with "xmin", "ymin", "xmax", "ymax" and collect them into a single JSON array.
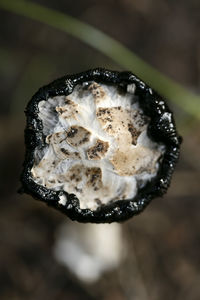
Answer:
[
  {"xmin": 31, "ymin": 81, "xmax": 165, "ymax": 210},
  {"xmin": 54, "ymin": 222, "xmax": 125, "ymax": 283}
]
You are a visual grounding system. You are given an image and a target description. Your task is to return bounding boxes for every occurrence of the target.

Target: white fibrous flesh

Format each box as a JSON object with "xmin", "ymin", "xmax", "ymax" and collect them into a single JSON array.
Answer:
[{"xmin": 31, "ymin": 82, "xmax": 165, "ymax": 210}]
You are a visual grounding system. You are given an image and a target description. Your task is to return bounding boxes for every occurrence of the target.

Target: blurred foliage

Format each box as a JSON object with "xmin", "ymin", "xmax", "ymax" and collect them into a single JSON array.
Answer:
[{"xmin": 0, "ymin": 0, "xmax": 200, "ymax": 121}]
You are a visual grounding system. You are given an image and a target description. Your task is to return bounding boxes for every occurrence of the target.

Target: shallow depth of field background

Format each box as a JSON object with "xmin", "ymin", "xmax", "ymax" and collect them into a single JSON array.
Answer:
[{"xmin": 0, "ymin": 1, "xmax": 200, "ymax": 299}]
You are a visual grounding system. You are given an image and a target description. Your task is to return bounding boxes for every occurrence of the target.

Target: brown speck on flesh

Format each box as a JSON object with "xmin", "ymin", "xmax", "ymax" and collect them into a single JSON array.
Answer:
[
  {"xmin": 66, "ymin": 126, "xmax": 91, "ymax": 147},
  {"xmin": 134, "ymin": 111, "xmax": 149, "ymax": 128},
  {"xmin": 95, "ymin": 198, "xmax": 101, "ymax": 205},
  {"xmin": 67, "ymin": 127, "xmax": 78, "ymax": 138},
  {"xmin": 128, "ymin": 123, "xmax": 141, "ymax": 145},
  {"xmin": 49, "ymin": 179, "xmax": 56, "ymax": 184},
  {"xmin": 56, "ymin": 132, "xmax": 63, "ymax": 139},
  {"xmin": 88, "ymin": 82, "xmax": 105, "ymax": 99},
  {"xmin": 106, "ymin": 117, "xmax": 112, "ymax": 122},
  {"xmin": 68, "ymin": 165, "xmax": 82, "ymax": 182},
  {"xmin": 56, "ymin": 99, "xmax": 79, "ymax": 119},
  {"xmin": 46, "ymin": 132, "xmax": 67, "ymax": 144},
  {"xmin": 60, "ymin": 148, "xmax": 69, "ymax": 155},
  {"xmin": 46, "ymin": 134, "xmax": 52, "ymax": 144},
  {"xmin": 96, "ymin": 108, "xmax": 108, "ymax": 117},
  {"xmin": 107, "ymin": 124, "xmax": 112, "ymax": 130},
  {"xmin": 70, "ymin": 174, "xmax": 76, "ymax": 180},
  {"xmin": 64, "ymin": 97, "xmax": 73, "ymax": 105},
  {"xmin": 75, "ymin": 152, "xmax": 80, "ymax": 157},
  {"xmin": 58, "ymin": 147, "xmax": 81, "ymax": 160},
  {"xmin": 85, "ymin": 167, "xmax": 102, "ymax": 190},
  {"xmin": 87, "ymin": 139, "xmax": 109, "ymax": 160},
  {"xmin": 56, "ymin": 107, "xmax": 65, "ymax": 114}
]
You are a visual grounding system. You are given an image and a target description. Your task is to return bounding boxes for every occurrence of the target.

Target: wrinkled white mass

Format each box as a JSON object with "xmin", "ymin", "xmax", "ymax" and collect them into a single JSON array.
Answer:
[{"xmin": 31, "ymin": 81, "xmax": 165, "ymax": 210}]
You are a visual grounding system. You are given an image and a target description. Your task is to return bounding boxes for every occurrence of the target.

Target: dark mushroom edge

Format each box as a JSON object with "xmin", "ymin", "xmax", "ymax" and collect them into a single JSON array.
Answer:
[{"xmin": 20, "ymin": 68, "xmax": 182, "ymax": 223}]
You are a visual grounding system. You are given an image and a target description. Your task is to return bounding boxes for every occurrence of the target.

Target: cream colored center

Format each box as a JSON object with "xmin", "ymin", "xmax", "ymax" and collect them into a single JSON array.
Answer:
[{"xmin": 31, "ymin": 82, "xmax": 165, "ymax": 210}]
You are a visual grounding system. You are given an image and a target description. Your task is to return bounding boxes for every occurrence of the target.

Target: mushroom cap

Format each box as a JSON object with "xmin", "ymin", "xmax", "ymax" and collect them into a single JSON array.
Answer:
[{"xmin": 20, "ymin": 68, "xmax": 181, "ymax": 223}]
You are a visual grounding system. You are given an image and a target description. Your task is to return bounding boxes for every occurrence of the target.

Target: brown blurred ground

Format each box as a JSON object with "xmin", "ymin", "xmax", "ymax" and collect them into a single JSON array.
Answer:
[{"xmin": 0, "ymin": 0, "xmax": 200, "ymax": 299}]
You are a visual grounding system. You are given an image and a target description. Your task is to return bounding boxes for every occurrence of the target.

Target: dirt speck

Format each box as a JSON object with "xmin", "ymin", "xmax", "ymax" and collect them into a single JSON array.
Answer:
[
  {"xmin": 87, "ymin": 139, "xmax": 109, "ymax": 160},
  {"xmin": 66, "ymin": 126, "xmax": 91, "ymax": 147}
]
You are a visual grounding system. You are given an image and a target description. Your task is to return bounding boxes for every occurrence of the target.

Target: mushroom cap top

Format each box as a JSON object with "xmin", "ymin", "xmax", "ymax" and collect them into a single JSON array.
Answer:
[{"xmin": 21, "ymin": 68, "xmax": 181, "ymax": 223}]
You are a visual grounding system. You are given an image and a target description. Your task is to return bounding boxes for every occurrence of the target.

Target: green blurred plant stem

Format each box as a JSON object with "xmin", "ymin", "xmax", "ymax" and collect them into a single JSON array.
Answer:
[{"xmin": 0, "ymin": 0, "xmax": 200, "ymax": 120}]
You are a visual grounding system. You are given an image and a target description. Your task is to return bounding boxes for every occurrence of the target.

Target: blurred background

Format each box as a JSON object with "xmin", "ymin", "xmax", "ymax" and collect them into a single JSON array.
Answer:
[{"xmin": 0, "ymin": 0, "xmax": 200, "ymax": 299}]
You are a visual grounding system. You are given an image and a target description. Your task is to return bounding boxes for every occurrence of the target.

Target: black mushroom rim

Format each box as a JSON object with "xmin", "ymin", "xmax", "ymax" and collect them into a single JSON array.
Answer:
[{"xmin": 20, "ymin": 68, "xmax": 181, "ymax": 223}]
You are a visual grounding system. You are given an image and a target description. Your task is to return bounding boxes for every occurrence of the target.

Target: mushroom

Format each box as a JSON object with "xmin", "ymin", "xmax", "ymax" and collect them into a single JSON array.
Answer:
[{"xmin": 20, "ymin": 68, "xmax": 181, "ymax": 223}]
